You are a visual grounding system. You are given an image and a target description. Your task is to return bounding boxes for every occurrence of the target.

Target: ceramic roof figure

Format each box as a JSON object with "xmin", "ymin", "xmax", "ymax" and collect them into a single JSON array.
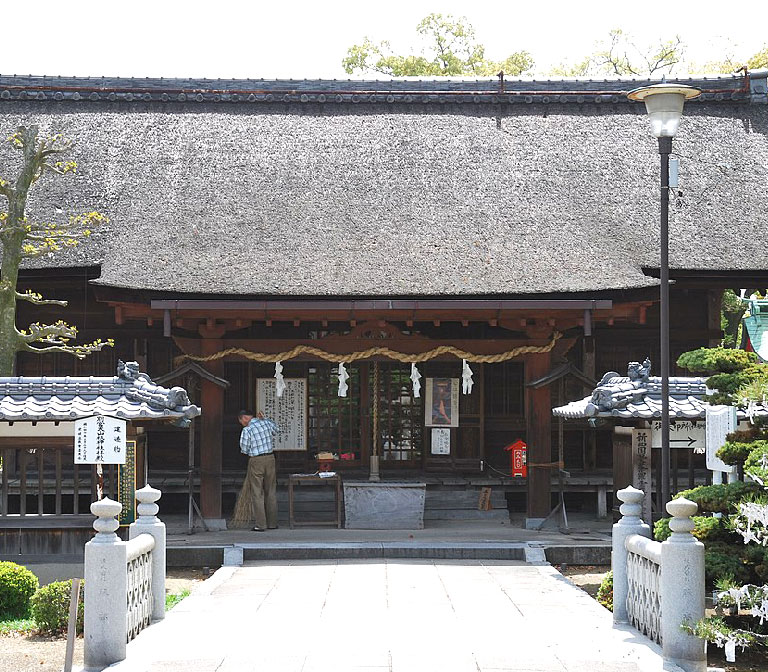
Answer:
[
  {"xmin": 553, "ymin": 359, "xmax": 767, "ymax": 421},
  {"xmin": 0, "ymin": 361, "xmax": 201, "ymax": 426}
]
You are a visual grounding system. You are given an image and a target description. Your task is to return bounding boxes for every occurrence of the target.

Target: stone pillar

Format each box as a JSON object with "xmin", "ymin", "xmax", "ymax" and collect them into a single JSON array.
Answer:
[
  {"xmin": 129, "ymin": 484, "xmax": 165, "ymax": 622},
  {"xmin": 200, "ymin": 337, "xmax": 225, "ymax": 526},
  {"xmin": 84, "ymin": 497, "xmax": 127, "ymax": 671},
  {"xmin": 661, "ymin": 497, "xmax": 706, "ymax": 672},
  {"xmin": 524, "ymin": 350, "xmax": 552, "ymax": 527},
  {"xmin": 612, "ymin": 486, "xmax": 651, "ymax": 625}
]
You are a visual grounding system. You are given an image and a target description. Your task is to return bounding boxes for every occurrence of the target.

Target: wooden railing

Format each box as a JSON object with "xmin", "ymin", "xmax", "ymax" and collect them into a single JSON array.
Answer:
[{"xmin": 0, "ymin": 441, "xmax": 118, "ymax": 522}]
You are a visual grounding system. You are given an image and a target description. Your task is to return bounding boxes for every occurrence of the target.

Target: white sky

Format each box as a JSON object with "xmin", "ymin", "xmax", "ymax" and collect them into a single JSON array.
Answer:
[{"xmin": 1, "ymin": 1, "xmax": 766, "ymax": 79}]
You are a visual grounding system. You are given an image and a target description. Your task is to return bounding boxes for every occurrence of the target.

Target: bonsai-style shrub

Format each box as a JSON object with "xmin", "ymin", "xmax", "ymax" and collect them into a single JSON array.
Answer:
[
  {"xmin": 674, "ymin": 481, "xmax": 762, "ymax": 515},
  {"xmin": 0, "ymin": 562, "xmax": 39, "ymax": 618},
  {"xmin": 30, "ymin": 580, "xmax": 83, "ymax": 635}
]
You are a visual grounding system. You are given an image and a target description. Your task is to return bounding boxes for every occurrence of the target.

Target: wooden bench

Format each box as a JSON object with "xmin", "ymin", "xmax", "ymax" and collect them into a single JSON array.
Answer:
[{"xmin": 288, "ymin": 474, "xmax": 343, "ymax": 529}]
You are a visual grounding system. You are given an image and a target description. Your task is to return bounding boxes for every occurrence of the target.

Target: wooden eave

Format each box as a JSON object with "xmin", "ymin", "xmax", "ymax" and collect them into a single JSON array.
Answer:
[{"xmin": 98, "ymin": 297, "xmax": 653, "ymax": 339}]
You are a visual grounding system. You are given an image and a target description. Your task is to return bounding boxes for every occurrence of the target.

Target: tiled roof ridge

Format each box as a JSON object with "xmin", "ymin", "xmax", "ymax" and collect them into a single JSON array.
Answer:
[
  {"xmin": 0, "ymin": 361, "xmax": 201, "ymax": 425},
  {"xmin": 0, "ymin": 72, "xmax": 761, "ymax": 105}
]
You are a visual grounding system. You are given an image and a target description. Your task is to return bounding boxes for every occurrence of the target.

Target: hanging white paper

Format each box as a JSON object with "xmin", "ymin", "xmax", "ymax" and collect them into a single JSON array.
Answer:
[
  {"xmin": 274, "ymin": 360, "xmax": 286, "ymax": 398},
  {"xmin": 410, "ymin": 363, "xmax": 422, "ymax": 398},
  {"xmin": 462, "ymin": 359, "xmax": 474, "ymax": 394},
  {"xmin": 338, "ymin": 362, "xmax": 349, "ymax": 397},
  {"xmin": 725, "ymin": 639, "xmax": 736, "ymax": 663}
]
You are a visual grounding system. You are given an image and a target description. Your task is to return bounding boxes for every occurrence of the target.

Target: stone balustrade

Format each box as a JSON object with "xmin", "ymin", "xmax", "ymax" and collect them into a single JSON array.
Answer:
[
  {"xmin": 612, "ymin": 486, "xmax": 706, "ymax": 672},
  {"xmin": 83, "ymin": 485, "xmax": 166, "ymax": 671}
]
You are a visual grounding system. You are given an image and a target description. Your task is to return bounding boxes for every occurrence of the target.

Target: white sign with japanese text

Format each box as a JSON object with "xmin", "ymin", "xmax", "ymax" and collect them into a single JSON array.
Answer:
[
  {"xmin": 705, "ymin": 405, "xmax": 737, "ymax": 474},
  {"xmin": 74, "ymin": 415, "xmax": 127, "ymax": 464},
  {"xmin": 431, "ymin": 428, "xmax": 451, "ymax": 455},
  {"xmin": 650, "ymin": 419, "xmax": 706, "ymax": 453},
  {"xmin": 256, "ymin": 378, "xmax": 307, "ymax": 451}
]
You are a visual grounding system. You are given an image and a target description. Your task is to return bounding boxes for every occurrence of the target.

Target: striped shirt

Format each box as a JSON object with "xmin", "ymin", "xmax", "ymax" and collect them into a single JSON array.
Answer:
[{"xmin": 240, "ymin": 417, "xmax": 280, "ymax": 456}]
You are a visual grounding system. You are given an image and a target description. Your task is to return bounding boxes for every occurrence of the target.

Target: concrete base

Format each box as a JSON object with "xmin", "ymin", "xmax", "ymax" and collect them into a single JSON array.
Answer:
[
  {"xmin": 19, "ymin": 561, "xmax": 84, "ymax": 586},
  {"xmin": 344, "ymin": 482, "xmax": 426, "ymax": 530},
  {"xmin": 524, "ymin": 517, "xmax": 546, "ymax": 530},
  {"xmin": 203, "ymin": 518, "xmax": 228, "ymax": 531},
  {"xmin": 223, "ymin": 545, "xmax": 244, "ymax": 566}
]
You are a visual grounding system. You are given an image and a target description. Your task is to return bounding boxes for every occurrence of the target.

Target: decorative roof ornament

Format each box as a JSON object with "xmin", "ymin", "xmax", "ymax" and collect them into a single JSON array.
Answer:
[
  {"xmin": 555, "ymin": 358, "xmax": 768, "ymax": 421},
  {"xmin": 0, "ymin": 361, "xmax": 201, "ymax": 426}
]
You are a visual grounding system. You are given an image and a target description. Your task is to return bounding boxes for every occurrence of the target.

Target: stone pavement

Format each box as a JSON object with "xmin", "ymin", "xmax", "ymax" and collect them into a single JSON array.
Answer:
[
  {"xmin": 164, "ymin": 515, "xmax": 613, "ymax": 565},
  {"xmin": 106, "ymin": 559, "xmax": 679, "ymax": 672}
]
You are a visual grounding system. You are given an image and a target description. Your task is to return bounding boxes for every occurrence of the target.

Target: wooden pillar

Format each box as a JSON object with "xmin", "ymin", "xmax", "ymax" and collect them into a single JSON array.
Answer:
[
  {"xmin": 582, "ymin": 334, "xmax": 597, "ymax": 471},
  {"xmin": 200, "ymin": 338, "xmax": 225, "ymax": 522},
  {"xmin": 525, "ymin": 350, "xmax": 552, "ymax": 523},
  {"xmin": 613, "ymin": 427, "xmax": 634, "ymax": 519},
  {"xmin": 707, "ymin": 289, "xmax": 724, "ymax": 347}
]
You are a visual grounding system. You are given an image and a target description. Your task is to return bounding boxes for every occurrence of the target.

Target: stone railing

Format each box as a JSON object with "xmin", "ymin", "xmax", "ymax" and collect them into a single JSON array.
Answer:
[
  {"xmin": 612, "ymin": 486, "xmax": 706, "ymax": 672},
  {"xmin": 83, "ymin": 485, "xmax": 165, "ymax": 671}
]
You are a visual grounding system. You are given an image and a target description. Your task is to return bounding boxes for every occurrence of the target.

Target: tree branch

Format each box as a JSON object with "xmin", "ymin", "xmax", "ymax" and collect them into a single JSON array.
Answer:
[
  {"xmin": 20, "ymin": 341, "xmax": 112, "ymax": 359},
  {"xmin": 15, "ymin": 290, "xmax": 68, "ymax": 306}
]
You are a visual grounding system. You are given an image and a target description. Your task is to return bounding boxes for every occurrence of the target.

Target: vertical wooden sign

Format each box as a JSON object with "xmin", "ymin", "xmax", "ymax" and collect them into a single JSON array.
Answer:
[
  {"xmin": 118, "ymin": 439, "xmax": 137, "ymax": 526},
  {"xmin": 631, "ymin": 428, "xmax": 653, "ymax": 525}
]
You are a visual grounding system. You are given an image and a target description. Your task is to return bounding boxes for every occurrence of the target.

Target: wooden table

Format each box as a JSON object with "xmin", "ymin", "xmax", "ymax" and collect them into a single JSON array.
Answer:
[{"xmin": 288, "ymin": 474, "xmax": 343, "ymax": 529}]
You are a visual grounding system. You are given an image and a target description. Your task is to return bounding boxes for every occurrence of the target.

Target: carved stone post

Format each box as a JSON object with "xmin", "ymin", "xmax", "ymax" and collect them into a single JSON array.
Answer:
[
  {"xmin": 612, "ymin": 486, "xmax": 651, "ymax": 624},
  {"xmin": 129, "ymin": 484, "xmax": 166, "ymax": 622},
  {"xmin": 661, "ymin": 497, "xmax": 706, "ymax": 672},
  {"xmin": 84, "ymin": 497, "xmax": 127, "ymax": 671}
]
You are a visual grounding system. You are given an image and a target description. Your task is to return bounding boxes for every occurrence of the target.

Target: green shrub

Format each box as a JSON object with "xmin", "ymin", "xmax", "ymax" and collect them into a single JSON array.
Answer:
[
  {"xmin": 30, "ymin": 580, "xmax": 83, "ymax": 635},
  {"xmin": 744, "ymin": 442, "xmax": 768, "ymax": 483},
  {"xmin": 596, "ymin": 571, "xmax": 613, "ymax": 611},
  {"xmin": 705, "ymin": 542, "xmax": 752, "ymax": 585},
  {"xmin": 675, "ymin": 482, "xmax": 762, "ymax": 514},
  {"xmin": 0, "ymin": 562, "xmax": 38, "ymax": 618},
  {"xmin": 654, "ymin": 515, "xmax": 733, "ymax": 543},
  {"xmin": 677, "ymin": 347, "xmax": 757, "ymax": 374},
  {"xmin": 717, "ymin": 441, "xmax": 754, "ymax": 466}
]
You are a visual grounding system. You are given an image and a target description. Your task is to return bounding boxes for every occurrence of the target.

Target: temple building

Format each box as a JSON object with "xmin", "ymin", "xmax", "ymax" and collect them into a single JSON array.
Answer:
[{"xmin": 2, "ymin": 71, "xmax": 768, "ymax": 528}]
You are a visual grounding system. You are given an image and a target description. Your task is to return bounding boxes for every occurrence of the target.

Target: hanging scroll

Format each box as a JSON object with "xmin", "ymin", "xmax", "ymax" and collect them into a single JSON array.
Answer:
[
  {"xmin": 256, "ymin": 378, "xmax": 308, "ymax": 451},
  {"xmin": 424, "ymin": 378, "xmax": 459, "ymax": 428}
]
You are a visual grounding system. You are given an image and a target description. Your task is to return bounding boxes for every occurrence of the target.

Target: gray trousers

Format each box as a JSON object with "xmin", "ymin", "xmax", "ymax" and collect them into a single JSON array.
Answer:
[{"xmin": 233, "ymin": 453, "xmax": 278, "ymax": 529}]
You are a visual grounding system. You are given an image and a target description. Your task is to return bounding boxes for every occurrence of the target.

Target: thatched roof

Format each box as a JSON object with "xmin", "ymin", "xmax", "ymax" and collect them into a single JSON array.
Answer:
[{"xmin": 1, "ymin": 74, "xmax": 767, "ymax": 297}]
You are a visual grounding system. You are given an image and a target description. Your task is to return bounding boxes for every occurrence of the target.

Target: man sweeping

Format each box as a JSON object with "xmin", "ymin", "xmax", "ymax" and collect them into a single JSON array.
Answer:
[{"xmin": 231, "ymin": 410, "xmax": 279, "ymax": 531}]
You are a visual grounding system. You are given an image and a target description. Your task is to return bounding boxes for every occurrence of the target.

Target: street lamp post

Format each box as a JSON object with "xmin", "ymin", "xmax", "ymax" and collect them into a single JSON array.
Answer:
[{"xmin": 627, "ymin": 83, "xmax": 700, "ymax": 511}]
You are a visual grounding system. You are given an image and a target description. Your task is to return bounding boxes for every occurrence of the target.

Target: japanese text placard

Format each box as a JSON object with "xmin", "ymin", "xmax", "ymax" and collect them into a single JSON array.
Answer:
[{"xmin": 73, "ymin": 415, "xmax": 127, "ymax": 464}]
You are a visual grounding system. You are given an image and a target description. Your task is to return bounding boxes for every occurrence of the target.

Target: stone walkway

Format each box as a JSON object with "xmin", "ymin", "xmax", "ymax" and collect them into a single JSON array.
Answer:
[{"xmin": 106, "ymin": 559, "xmax": 677, "ymax": 672}]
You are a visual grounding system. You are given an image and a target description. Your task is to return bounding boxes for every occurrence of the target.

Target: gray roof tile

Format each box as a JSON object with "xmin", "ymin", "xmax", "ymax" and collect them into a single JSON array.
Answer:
[
  {"xmin": 553, "ymin": 360, "xmax": 767, "ymax": 421},
  {"xmin": 0, "ymin": 361, "xmax": 200, "ymax": 425}
]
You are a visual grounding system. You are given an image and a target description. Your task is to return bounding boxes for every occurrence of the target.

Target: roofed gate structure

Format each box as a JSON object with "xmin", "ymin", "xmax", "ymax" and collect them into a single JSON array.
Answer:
[{"xmin": 2, "ymin": 72, "xmax": 768, "ymax": 527}]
